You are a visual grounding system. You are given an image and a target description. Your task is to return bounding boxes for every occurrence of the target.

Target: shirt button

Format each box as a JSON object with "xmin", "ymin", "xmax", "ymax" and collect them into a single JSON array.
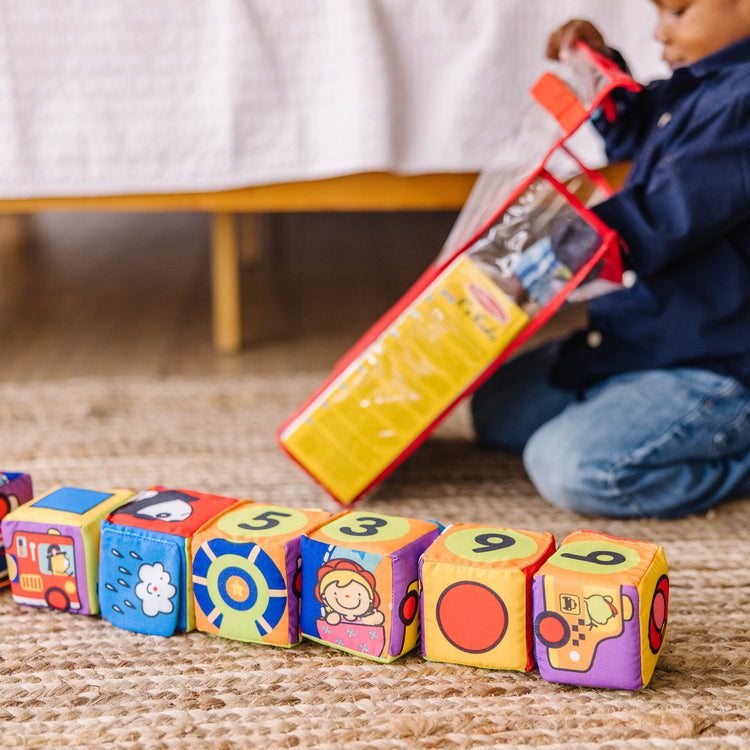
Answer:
[
  {"xmin": 657, "ymin": 112, "xmax": 672, "ymax": 129},
  {"xmin": 622, "ymin": 270, "xmax": 637, "ymax": 288},
  {"xmin": 587, "ymin": 330, "xmax": 603, "ymax": 348}
]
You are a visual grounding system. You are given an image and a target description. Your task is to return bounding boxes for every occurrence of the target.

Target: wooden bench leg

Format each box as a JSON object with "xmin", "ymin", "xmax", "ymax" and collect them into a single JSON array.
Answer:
[{"xmin": 210, "ymin": 212, "xmax": 243, "ymax": 353}]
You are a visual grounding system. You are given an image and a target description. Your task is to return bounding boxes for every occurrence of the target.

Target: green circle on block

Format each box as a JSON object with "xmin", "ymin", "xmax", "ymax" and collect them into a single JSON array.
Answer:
[
  {"xmin": 445, "ymin": 527, "xmax": 539, "ymax": 563},
  {"xmin": 217, "ymin": 505, "xmax": 309, "ymax": 538},
  {"xmin": 322, "ymin": 512, "xmax": 411, "ymax": 544},
  {"xmin": 553, "ymin": 540, "xmax": 641, "ymax": 574},
  {"xmin": 207, "ymin": 552, "xmax": 269, "ymax": 638}
]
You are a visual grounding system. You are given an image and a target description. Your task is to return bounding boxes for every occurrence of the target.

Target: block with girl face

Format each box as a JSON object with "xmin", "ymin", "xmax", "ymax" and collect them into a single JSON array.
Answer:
[{"xmin": 300, "ymin": 511, "xmax": 441, "ymax": 662}]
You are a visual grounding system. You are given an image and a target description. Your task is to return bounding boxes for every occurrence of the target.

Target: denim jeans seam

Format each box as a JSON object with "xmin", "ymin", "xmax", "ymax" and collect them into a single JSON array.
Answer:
[
  {"xmin": 713, "ymin": 396, "xmax": 750, "ymax": 454},
  {"xmin": 603, "ymin": 385, "xmax": 750, "ymax": 516},
  {"xmin": 603, "ymin": 394, "xmax": 725, "ymax": 515},
  {"xmin": 603, "ymin": 474, "xmax": 643, "ymax": 516}
]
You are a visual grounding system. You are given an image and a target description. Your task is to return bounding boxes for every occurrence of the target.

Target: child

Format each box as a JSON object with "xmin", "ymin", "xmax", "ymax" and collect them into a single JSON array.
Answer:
[{"xmin": 471, "ymin": 0, "xmax": 750, "ymax": 518}]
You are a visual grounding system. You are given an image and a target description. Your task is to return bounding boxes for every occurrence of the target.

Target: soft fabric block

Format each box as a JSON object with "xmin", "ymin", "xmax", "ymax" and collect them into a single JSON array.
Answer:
[
  {"xmin": 300, "ymin": 511, "xmax": 441, "ymax": 662},
  {"xmin": 0, "ymin": 472, "xmax": 34, "ymax": 588},
  {"xmin": 98, "ymin": 487, "xmax": 238, "ymax": 636},
  {"xmin": 191, "ymin": 502, "xmax": 331, "ymax": 647},
  {"xmin": 532, "ymin": 530, "xmax": 669, "ymax": 691},
  {"xmin": 2, "ymin": 485, "xmax": 134, "ymax": 614},
  {"xmin": 420, "ymin": 523, "xmax": 555, "ymax": 671}
]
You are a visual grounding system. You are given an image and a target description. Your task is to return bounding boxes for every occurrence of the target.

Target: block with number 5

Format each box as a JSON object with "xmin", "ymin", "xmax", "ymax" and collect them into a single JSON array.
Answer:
[
  {"xmin": 419, "ymin": 523, "xmax": 555, "ymax": 671},
  {"xmin": 300, "ymin": 511, "xmax": 441, "ymax": 662},
  {"xmin": 532, "ymin": 530, "xmax": 669, "ymax": 690},
  {"xmin": 191, "ymin": 502, "xmax": 331, "ymax": 647}
]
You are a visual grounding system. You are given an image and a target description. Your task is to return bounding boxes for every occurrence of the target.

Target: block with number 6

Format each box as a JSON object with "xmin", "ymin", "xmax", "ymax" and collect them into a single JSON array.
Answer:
[
  {"xmin": 191, "ymin": 502, "xmax": 331, "ymax": 647},
  {"xmin": 419, "ymin": 523, "xmax": 555, "ymax": 671},
  {"xmin": 532, "ymin": 530, "xmax": 669, "ymax": 690},
  {"xmin": 300, "ymin": 511, "xmax": 441, "ymax": 662}
]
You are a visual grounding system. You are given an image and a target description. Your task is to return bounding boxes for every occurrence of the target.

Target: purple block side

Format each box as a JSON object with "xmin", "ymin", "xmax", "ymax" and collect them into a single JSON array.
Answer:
[
  {"xmin": 418, "ymin": 554, "xmax": 427, "ymax": 659},
  {"xmin": 532, "ymin": 577, "xmax": 643, "ymax": 691},
  {"xmin": 2, "ymin": 519, "xmax": 92, "ymax": 614},
  {"xmin": 284, "ymin": 537, "xmax": 302, "ymax": 645},
  {"xmin": 1, "ymin": 474, "xmax": 35, "ymax": 585},
  {"xmin": 1, "ymin": 473, "xmax": 34, "ymax": 511},
  {"xmin": 389, "ymin": 526, "xmax": 441, "ymax": 658}
]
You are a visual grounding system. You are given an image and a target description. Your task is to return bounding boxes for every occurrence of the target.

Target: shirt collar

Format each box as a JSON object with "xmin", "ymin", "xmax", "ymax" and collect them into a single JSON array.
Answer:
[{"xmin": 687, "ymin": 34, "xmax": 750, "ymax": 78}]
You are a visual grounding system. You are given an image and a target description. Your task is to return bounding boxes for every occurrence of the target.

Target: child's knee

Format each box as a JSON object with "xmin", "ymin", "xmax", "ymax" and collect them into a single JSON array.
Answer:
[
  {"xmin": 522, "ymin": 424, "xmax": 582, "ymax": 507},
  {"xmin": 522, "ymin": 424, "xmax": 639, "ymax": 517}
]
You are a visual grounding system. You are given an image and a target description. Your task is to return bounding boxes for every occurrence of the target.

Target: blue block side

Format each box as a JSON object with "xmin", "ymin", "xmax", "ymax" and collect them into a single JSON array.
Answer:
[
  {"xmin": 33, "ymin": 487, "xmax": 112, "ymax": 515},
  {"xmin": 299, "ymin": 535, "xmax": 327, "ymax": 639},
  {"xmin": 99, "ymin": 521, "xmax": 183, "ymax": 636}
]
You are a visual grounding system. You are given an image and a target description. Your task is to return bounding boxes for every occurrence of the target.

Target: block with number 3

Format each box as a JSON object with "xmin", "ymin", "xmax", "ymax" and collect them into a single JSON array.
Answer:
[
  {"xmin": 532, "ymin": 530, "xmax": 669, "ymax": 690},
  {"xmin": 191, "ymin": 502, "xmax": 331, "ymax": 647},
  {"xmin": 419, "ymin": 523, "xmax": 555, "ymax": 671},
  {"xmin": 300, "ymin": 511, "xmax": 441, "ymax": 662}
]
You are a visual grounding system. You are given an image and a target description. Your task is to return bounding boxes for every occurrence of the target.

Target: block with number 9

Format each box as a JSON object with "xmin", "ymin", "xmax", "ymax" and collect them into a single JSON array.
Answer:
[
  {"xmin": 419, "ymin": 523, "xmax": 555, "ymax": 671},
  {"xmin": 300, "ymin": 511, "xmax": 441, "ymax": 662},
  {"xmin": 191, "ymin": 501, "xmax": 331, "ymax": 647},
  {"xmin": 532, "ymin": 530, "xmax": 669, "ymax": 690}
]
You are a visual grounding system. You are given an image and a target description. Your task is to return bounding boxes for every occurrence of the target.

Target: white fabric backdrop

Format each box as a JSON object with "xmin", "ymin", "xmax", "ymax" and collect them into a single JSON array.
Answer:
[{"xmin": 0, "ymin": 1, "xmax": 665, "ymax": 198}]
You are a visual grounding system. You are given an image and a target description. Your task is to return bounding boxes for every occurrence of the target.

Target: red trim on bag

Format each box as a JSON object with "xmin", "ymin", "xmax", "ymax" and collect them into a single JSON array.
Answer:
[{"xmin": 277, "ymin": 45, "xmax": 640, "ymax": 506}]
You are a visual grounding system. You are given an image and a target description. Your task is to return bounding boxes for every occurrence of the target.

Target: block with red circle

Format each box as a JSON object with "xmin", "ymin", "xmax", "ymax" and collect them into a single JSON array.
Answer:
[
  {"xmin": 191, "ymin": 501, "xmax": 332, "ymax": 647},
  {"xmin": 0, "ymin": 472, "xmax": 34, "ymax": 588},
  {"xmin": 98, "ymin": 486, "xmax": 239, "ymax": 636},
  {"xmin": 532, "ymin": 530, "xmax": 669, "ymax": 691},
  {"xmin": 300, "ymin": 510, "xmax": 441, "ymax": 662},
  {"xmin": 419, "ymin": 523, "xmax": 555, "ymax": 671}
]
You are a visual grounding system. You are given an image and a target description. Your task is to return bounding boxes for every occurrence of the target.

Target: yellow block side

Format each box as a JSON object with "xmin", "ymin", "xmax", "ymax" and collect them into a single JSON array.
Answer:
[
  {"xmin": 638, "ymin": 547, "xmax": 670, "ymax": 688},
  {"xmin": 421, "ymin": 561, "xmax": 530, "ymax": 671}
]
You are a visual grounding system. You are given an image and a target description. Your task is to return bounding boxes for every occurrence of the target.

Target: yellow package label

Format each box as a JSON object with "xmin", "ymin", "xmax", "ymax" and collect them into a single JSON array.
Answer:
[{"xmin": 281, "ymin": 256, "xmax": 529, "ymax": 503}]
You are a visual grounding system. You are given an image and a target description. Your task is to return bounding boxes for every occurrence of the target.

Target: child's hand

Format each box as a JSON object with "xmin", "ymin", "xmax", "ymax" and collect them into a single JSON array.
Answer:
[{"xmin": 546, "ymin": 19, "xmax": 609, "ymax": 61}]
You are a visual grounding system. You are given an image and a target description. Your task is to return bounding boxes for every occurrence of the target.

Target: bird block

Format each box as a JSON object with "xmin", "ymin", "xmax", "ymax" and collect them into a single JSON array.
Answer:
[{"xmin": 532, "ymin": 530, "xmax": 669, "ymax": 690}]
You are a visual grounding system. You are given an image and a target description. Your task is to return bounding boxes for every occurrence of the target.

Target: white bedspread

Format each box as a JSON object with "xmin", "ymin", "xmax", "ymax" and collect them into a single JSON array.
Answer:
[{"xmin": 0, "ymin": 0, "xmax": 664, "ymax": 199}]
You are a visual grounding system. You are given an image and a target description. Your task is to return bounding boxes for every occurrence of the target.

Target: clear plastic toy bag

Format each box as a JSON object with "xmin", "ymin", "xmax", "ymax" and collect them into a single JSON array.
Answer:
[{"xmin": 279, "ymin": 44, "xmax": 641, "ymax": 506}]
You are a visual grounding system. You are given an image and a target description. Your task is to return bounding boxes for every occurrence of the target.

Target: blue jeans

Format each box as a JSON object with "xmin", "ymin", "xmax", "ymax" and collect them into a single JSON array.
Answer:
[{"xmin": 470, "ymin": 341, "xmax": 750, "ymax": 518}]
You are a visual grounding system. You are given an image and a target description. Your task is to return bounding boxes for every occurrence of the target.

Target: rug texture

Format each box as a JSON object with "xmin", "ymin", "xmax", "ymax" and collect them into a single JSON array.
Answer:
[{"xmin": 1, "ymin": 374, "xmax": 749, "ymax": 749}]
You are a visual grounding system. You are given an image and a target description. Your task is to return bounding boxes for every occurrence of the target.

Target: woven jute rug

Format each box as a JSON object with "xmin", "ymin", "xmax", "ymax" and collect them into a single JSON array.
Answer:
[{"xmin": 1, "ymin": 374, "xmax": 749, "ymax": 749}]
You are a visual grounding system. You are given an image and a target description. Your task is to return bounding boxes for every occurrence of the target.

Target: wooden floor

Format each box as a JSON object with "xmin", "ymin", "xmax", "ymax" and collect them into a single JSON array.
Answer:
[{"xmin": 0, "ymin": 211, "xmax": 458, "ymax": 381}]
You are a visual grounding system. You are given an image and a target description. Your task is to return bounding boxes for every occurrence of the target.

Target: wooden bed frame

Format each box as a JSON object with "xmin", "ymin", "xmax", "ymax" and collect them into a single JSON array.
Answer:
[
  {"xmin": 0, "ymin": 164, "xmax": 627, "ymax": 354},
  {"xmin": 0, "ymin": 172, "xmax": 478, "ymax": 354}
]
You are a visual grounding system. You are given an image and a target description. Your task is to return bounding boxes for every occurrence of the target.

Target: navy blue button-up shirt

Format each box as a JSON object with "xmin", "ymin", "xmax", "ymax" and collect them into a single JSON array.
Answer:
[{"xmin": 551, "ymin": 36, "xmax": 750, "ymax": 391}]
